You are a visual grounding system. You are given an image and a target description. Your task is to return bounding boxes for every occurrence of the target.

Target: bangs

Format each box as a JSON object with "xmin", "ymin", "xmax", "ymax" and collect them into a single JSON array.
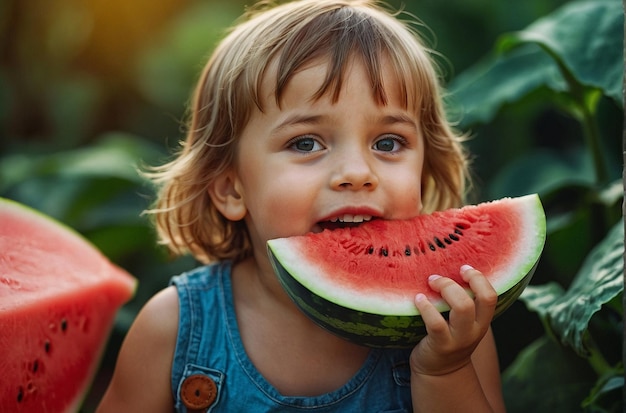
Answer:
[{"xmin": 249, "ymin": 4, "xmax": 435, "ymax": 112}]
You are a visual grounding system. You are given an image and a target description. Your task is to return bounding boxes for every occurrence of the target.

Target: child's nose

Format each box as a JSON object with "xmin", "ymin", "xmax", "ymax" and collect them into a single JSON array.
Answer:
[{"xmin": 330, "ymin": 153, "xmax": 379, "ymax": 191}]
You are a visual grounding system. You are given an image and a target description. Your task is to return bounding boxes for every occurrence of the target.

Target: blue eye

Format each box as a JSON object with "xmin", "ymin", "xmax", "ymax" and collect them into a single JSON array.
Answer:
[
  {"xmin": 290, "ymin": 136, "xmax": 323, "ymax": 152},
  {"xmin": 374, "ymin": 136, "xmax": 404, "ymax": 152}
]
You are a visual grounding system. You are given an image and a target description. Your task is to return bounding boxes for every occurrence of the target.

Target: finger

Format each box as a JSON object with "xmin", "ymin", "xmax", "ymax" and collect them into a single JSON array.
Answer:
[
  {"xmin": 428, "ymin": 274, "xmax": 476, "ymax": 329},
  {"xmin": 413, "ymin": 293, "xmax": 450, "ymax": 339},
  {"xmin": 460, "ymin": 265, "xmax": 497, "ymax": 326}
]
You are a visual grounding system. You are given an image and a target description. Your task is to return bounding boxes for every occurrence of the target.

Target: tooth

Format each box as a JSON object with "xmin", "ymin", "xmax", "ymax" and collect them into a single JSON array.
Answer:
[{"xmin": 328, "ymin": 214, "xmax": 374, "ymax": 223}]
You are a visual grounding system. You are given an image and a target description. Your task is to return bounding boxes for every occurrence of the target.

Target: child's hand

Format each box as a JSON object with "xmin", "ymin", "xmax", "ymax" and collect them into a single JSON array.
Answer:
[{"xmin": 410, "ymin": 265, "xmax": 498, "ymax": 377}]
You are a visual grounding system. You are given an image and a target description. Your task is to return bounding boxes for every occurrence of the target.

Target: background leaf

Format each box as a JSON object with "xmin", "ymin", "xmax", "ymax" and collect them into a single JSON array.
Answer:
[
  {"xmin": 520, "ymin": 221, "xmax": 624, "ymax": 356},
  {"xmin": 497, "ymin": 0, "xmax": 624, "ymax": 105},
  {"xmin": 502, "ymin": 335, "xmax": 597, "ymax": 412},
  {"xmin": 487, "ymin": 147, "xmax": 594, "ymax": 199},
  {"xmin": 448, "ymin": 44, "xmax": 567, "ymax": 127},
  {"xmin": 448, "ymin": 0, "xmax": 623, "ymax": 129}
]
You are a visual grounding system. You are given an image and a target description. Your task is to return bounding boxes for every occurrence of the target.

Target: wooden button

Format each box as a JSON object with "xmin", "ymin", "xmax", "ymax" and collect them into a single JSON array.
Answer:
[{"xmin": 180, "ymin": 374, "xmax": 217, "ymax": 411}]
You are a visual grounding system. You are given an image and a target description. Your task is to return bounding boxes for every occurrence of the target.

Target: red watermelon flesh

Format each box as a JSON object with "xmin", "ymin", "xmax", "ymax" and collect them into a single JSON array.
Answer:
[
  {"xmin": 267, "ymin": 194, "xmax": 546, "ymax": 348},
  {"xmin": 0, "ymin": 198, "xmax": 137, "ymax": 412}
]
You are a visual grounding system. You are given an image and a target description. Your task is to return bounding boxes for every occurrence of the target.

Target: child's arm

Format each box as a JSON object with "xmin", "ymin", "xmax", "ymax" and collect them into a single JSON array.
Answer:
[
  {"xmin": 410, "ymin": 266, "xmax": 507, "ymax": 413},
  {"xmin": 96, "ymin": 286, "xmax": 179, "ymax": 413}
]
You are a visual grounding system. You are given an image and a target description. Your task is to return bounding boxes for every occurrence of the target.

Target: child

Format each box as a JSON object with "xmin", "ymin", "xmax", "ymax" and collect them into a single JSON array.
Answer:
[{"xmin": 98, "ymin": 0, "xmax": 506, "ymax": 411}]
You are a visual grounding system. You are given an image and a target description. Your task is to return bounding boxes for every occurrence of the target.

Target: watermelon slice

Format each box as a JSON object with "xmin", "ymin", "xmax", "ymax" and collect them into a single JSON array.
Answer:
[
  {"xmin": 267, "ymin": 194, "xmax": 546, "ymax": 348},
  {"xmin": 0, "ymin": 198, "xmax": 137, "ymax": 412}
]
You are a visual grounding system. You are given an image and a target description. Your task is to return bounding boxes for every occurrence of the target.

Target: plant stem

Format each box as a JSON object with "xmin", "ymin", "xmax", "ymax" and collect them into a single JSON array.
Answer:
[
  {"xmin": 579, "ymin": 93, "xmax": 610, "ymax": 187},
  {"xmin": 585, "ymin": 332, "xmax": 612, "ymax": 377},
  {"xmin": 574, "ymin": 89, "xmax": 612, "ymax": 241}
]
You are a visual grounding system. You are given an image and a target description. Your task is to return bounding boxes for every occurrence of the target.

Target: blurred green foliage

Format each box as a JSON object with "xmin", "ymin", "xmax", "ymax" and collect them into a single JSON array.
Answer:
[
  {"xmin": 447, "ymin": 0, "xmax": 623, "ymax": 411},
  {"xmin": 0, "ymin": 0, "xmax": 622, "ymax": 411}
]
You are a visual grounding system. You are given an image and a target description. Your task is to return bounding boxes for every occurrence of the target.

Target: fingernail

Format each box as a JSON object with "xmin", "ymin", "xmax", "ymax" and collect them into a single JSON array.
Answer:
[
  {"xmin": 460, "ymin": 264, "xmax": 474, "ymax": 273},
  {"xmin": 415, "ymin": 293, "xmax": 426, "ymax": 303},
  {"xmin": 428, "ymin": 274, "xmax": 442, "ymax": 282}
]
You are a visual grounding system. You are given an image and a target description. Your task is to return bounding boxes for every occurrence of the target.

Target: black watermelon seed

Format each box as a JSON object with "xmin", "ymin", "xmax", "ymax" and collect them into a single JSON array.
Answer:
[
  {"xmin": 367, "ymin": 246, "xmax": 375, "ymax": 254},
  {"xmin": 17, "ymin": 387, "xmax": 24, "ymax": 403},
  {"xmin": 32, "ymin": 360, "xmax": 39, "ymax": 373},
  {"xmin": 404, "ymin": 246, "xmax": 411, "ymax": 256},
  {"xmin": 60, "ymin": 319, "xmax": 67, "ymax": 332},
  {"xmin": 449, "ymin": 233, "xmax": 459, "ymax": 241},
  {"xmin": 444, "ymin": 237, "xmax": 452, "ymax": 245},
  {"xmin": 428, "ymin": 243, "xmax": 436, "ymax": 252},
  {"xmin": 380, "ymin": 248, "xmax": 388, "ymax": 257},
  {"xmin": 454, "ymin": 228, "xmax": 463, "ymax": 236},
  {"xmin": 434, "ymin": 237, "xmax": 445, "ymax": 248}
]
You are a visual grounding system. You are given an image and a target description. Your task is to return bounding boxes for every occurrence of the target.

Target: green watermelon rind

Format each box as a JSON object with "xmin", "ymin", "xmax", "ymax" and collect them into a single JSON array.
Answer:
[
  {"xmin": 270, "ymin": 248, "xmax": 428, "ymax": 347},
  {"xmin": 271, "ymin": 248, "xmax": 539, "ymax": 348},
  {"xmin": 267, "ymin": 194, "xmax": 546, "ymax": 348}
]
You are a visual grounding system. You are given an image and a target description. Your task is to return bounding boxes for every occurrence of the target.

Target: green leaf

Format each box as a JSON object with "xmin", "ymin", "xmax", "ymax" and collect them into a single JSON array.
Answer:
[
  {"xmin": 597, "ymin": 180, "xmax": 625, "ymax": 207},
  {"xmin": 0, "ymin": 133, "xmax": 161, "ymax": 189},
  {"xmin": 582, "ymin": 366, "xmax": 625, "ymax": 411},
  {"xmin": 487, "ymin": 147, "xmax": 594, "ymax": 199},
  {"xmin": 448, "ymin": 0, "xmax": 623, "ymax": 127},
  {"xmin": 448, "ymin": 44, "xmax": 567, "ymax": 126},
  {"xmin": 521, "ymin": 220, "xmax": 624, "ymax": 356},
  {"xmin": 502, "ymin": 335, "xmax": 596, "ymax": 412},
  {"xmin": 542, "ymin": 208, "xmax": 596, "ymax": 286},
  {"xmin": 498, "ymin": 0, "xmax": 623, "ymax": 106},
  {"xmin": 0, "ymin": 133, "xmax": 163, "ymax": 230}
]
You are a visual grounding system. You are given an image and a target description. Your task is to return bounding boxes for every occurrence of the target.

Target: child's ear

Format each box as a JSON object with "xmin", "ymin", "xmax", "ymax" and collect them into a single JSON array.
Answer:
[{"xmin": 208, "ymin": 170, "xmax": 247, "ymax": 221}]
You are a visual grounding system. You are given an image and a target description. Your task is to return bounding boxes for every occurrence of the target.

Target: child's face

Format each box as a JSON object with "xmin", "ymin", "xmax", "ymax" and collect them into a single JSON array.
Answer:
[{"xmin": 233, "ymin": 56, "xmax": 424, "ymax": 250}]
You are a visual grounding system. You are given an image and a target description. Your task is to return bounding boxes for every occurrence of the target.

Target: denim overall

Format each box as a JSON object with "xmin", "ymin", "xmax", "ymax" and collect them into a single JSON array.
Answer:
[{"xmin": 170, "ymin": 262, "xmax": 413, "ymax": 412}]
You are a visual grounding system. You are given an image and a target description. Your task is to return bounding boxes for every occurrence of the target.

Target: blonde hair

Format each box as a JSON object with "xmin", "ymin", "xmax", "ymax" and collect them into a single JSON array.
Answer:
[{"xmin": 146, "ymin": 0, "xmax": 469, "ymax": 264}]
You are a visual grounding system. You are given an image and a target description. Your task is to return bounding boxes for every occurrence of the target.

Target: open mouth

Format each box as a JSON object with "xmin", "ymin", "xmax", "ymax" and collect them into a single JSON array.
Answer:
[{"xmin": 317, "ymin": 214, "xmax": 374, "ymax": 231}]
